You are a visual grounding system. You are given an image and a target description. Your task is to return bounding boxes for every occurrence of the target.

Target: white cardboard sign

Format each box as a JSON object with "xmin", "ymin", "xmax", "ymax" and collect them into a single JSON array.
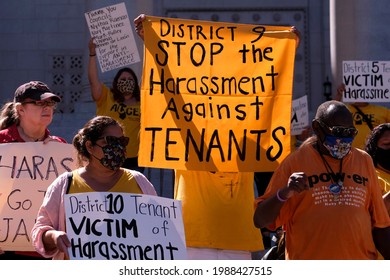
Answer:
[
  {"xmin": 85, "ymin": 2, "xmax": 141, "ymax": 72},
  {"xmin": 0, "ymin": 142, "xmax": 76, "ymax": 251},
  {"xmin": 64, "ymin": 192, "xmax": 187, "ymax": 260},
  {"xmin": 342, "ymin": 60, "xmax": 390, "ymax": 102}
]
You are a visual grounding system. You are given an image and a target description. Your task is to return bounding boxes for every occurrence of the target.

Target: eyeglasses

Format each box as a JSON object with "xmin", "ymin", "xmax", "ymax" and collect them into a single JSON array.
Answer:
[
  {"xmin": 22, "ymin": 100, "xmax": 57, "ymax": 107},
  {"xmin": 97, "ymin": 136, "xmax": 129, "ymax": 147},
  {"xmin": 317, "ymin": 120, "xmax": 358, "ymax": 138}
]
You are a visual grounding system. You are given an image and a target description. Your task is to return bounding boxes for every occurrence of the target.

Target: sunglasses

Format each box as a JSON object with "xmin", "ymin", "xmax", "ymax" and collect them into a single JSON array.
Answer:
[
  {"xmin": 22, "ymin": 100, "xmax": 57, "ymax": 107},
  {"xmin": 317, "ymin": 120, "xmax": 358, "ymax": 138},
  {"xmin": 98, "ymin": 136, "xmax": 129, "ymax": 147}
]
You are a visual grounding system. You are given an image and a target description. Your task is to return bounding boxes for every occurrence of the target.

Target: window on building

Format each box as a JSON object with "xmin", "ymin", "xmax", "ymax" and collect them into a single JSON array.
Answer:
[{"xmin": 49, "ymin": 54, "xmax": 83, "ymax": 113}]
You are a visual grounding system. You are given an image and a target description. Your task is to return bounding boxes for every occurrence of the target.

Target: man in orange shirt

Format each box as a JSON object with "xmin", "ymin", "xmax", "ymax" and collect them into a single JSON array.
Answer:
[{"xmin": 254, "ymin": 100, "xmax": 390, "ymax": 259}]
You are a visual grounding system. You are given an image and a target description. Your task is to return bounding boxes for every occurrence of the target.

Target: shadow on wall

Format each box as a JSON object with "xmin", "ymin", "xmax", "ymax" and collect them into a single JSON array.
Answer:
[{"xmin": 145, "ymin": 168, "xmax": 174, "ymax": 198}]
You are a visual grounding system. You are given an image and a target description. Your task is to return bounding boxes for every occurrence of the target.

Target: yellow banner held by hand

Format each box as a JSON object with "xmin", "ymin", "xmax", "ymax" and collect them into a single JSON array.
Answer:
[{"xmin": 139, "ymin": 16, "xmax": 297, "ymax": 172}]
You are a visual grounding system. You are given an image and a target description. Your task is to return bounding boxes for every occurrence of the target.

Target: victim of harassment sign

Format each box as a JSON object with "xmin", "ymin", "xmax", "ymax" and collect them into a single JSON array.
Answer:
[
  {"xmin": 139, "ymin": 16, "xmax": 297, "ymax": 172},
  {"xmin": 342, "ymin": 60, "xmax": 390, "ymax": 103},
  {"xmin": 64, "ymin": 192, "xmax": 186, "ymax": 260}
]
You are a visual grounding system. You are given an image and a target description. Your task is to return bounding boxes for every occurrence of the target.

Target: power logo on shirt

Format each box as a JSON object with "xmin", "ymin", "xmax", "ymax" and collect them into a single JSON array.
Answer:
[{"xmin": 307, "ymin": 172, "xmax": 368, "ymax": 188}]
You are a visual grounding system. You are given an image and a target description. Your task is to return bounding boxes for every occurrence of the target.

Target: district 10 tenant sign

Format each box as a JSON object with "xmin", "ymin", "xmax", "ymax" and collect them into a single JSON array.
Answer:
[{"xmin": 64, "ymin": 192, "xmax": 187, "ymax": 260}]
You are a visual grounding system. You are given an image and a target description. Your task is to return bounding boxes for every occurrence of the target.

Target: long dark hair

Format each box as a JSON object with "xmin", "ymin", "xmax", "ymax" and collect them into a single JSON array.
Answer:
[
  {"xmin": 111, "ymin": 67, "xmax": 140, "ymax": 103},
  {"xmin": 365, "ymin": 123, "xmax": 390, "ymax": 167},
  {"xmin": 0, "ymin": 102, "xmax": 19, "ymax": 130}
]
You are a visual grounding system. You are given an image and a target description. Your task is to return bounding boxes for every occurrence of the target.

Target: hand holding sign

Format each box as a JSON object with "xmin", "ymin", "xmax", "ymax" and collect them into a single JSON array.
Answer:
[
  {"xmin": 64, "ymin": 193, "xmax": 186, "ymax": 260},
  {"xmin": 134, "ymin": 13, "xmax": 146, "ymax": 40},
  {"xmin": 139, "ymin": 16, "xmax": 298, "ymax": 172},
  {"xmin": 42, "ymin": 229, "xmax": 71, "ymax": 259}
]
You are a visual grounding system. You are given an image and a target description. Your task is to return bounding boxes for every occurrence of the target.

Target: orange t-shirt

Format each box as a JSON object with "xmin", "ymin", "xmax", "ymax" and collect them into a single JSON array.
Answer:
[{"xmin": 255, "ymin": 142, "xmax": 390, "ymax": 259}]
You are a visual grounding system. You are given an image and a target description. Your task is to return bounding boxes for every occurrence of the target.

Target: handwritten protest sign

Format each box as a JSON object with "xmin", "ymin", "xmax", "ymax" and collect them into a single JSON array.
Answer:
[
  {"xmin": 291, "ymin": 95, "xmax": 309, "ymax": 135},
  {"xmin": 64, "ymin": 192, "xmax": 186, "ymax": 260},
  {"xmin": 139, "ymin": 16, "xmax": 297, "ymax": 172},
  {"xmin": 85, "ymin": 2, "xmax": 140, "ymax": 72},
  {"xmin": 342, "ymin": 60, "xmax": 390, "ymax": 103},
  {"xmin": 0, "ymin": 142, "xmax": 76, "ymax": 251}
]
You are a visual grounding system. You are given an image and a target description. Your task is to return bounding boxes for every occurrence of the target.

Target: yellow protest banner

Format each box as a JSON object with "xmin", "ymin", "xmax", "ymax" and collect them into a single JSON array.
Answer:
[{"xmin": 139, "ymin": 16, "xmax": 297, "ymax": 172}]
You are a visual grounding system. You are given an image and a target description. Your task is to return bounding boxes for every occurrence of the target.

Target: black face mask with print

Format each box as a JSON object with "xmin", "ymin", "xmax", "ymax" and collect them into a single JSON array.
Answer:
[
  {"xmin": 117, "ymin": 79, "xmax": 135, "ymax": 95},
  {"xmin": 93, "ymin": 143, "xmax": 127, "ymax": 171},
  {"xmin": 375, "ymin": 147, "xmax": 390, "ymax": 171}
]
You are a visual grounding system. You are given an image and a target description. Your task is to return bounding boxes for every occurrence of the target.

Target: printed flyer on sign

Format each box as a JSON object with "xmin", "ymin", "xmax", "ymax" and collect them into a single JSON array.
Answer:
[
  {"xmin": 139, "ymin": 16, "xmax": 298, "ymax": 172},
  {"xmin": 85, "ymin": 2, "xmax": 140, "ymax": 72},
  {"xmin": 64, "ymin": 192, "xmax": 187, "ymax": 260},
  {"xmin": 0, "ymin": 142, "xmax": 76, "ymax": 251},
  {"xmin": 342, "ymin": 60, "xmax": 390, "ymax": 103}
]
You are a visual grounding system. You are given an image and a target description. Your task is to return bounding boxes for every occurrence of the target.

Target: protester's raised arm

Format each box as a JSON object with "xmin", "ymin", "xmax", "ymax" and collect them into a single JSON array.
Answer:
[
  {"xmin": 88, "ymin": 38, "xmax": 103, "ymax": 101},
  {"xmin": 134, "ymin": 14, "xmax": 146, "ymax": 41}
]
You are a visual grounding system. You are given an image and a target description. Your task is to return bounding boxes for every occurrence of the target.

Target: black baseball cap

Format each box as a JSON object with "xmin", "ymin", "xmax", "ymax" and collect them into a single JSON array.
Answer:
[{"xmin": 14, "ymin": 81, "xmax": 61, "ymax": 103}]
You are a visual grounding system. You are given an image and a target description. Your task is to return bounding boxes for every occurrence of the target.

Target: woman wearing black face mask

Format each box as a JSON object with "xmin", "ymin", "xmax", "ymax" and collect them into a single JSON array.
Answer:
[
  {"xmin": 365, "ymin": 123, "xmax": 390, "ymax": 216},
  {"xmin": 88, "ymin": 38, "xmax": 143, "ymax": 173},
  {"xmin": 31, "ymin": 116, "xmax": 157, "ymax": 260}
]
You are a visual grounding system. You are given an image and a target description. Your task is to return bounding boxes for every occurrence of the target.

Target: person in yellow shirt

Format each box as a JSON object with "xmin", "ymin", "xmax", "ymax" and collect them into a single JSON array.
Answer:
[
  {"xmin": 365, "ymin": 123, "xmax": 390, "ymax": 215},
  {"xmin": 31, "ymin": 116, "xmax": 157, "ymax": 259},
  {"xmin": 335, "ymin": 84, "xmax": 390, "ymax": 150},
  {"xmin": 88, "ymin": 39, "xmax": 143, "ymax": 172}
]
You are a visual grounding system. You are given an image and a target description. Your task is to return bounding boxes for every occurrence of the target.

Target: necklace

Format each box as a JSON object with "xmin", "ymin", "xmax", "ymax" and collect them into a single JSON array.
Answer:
[{"xmin": 317, "ymin": 144, "xmax": 344, "ymax": 201}]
